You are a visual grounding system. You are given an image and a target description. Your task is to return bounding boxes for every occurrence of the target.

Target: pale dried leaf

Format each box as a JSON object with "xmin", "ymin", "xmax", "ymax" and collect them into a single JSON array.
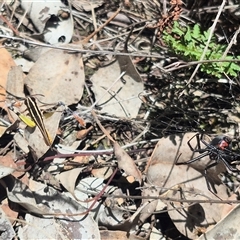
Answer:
[
  {"xmin": 72, "ymin": 155, "xmax": 90, "ymax": 165},
  {"xmin": 24, "ymin": 47, "xmax": 85, "ymax": 105},
  {"xmin": 43, "ymin": 18, "xmax": 73, "ymax": 44},
  {"xmin": 100, "ymin": 230, "xmax": 145, "ymax": 240},
  {"xmin": 7, "ymin": 178, "xmax": 50, "ymax": 215},
  {"xmin": 114, "ymin": 141, "xmax": 142, "ymax": 183},
  {"xmin": 23, "ymin": 46, "xmax": 50, "ymax": 63},
  {"xmin": 58, "ymin": 167, "xmax": 84, "ymax": 197},
  {"xmin": 198, "ymin": 204, "xmax": 240, "ymax": 240},
  {"xmin": 146, "ymin": 132, "xmax": 224, "ymax": 183},
  {"xmin": 1, "ymin": 199, "xmax": 18, "ymax": 224},
  {"xmin": 0, "ymin": 164, "xmax": 15, "ymax": 179},
  {"xmin": 18, "ymin": 215, "xmax": 69, "ymax": 240},
  {"xmin": 220, "ymin": 194, "xmax": 238, "ymax": 218},
  {"xmin": 78, "ymin": 177, "xmax": 115, "ymax": 193},
  {"xmin": 91, "ymin": 60, "xmax": 143, "ymax": 118},
  {"xmin": 117, "ymin": 55, "xmax": 142, "ymax": 82},
  {"xmin": 14, "ymin": 57, "xmax": 34, "ymax": 72},
  {"xmin": 146, "ymin": 160, "xmax": 230, "ymax": 239},
  {"xmin": 14, "ymin": 132, "xmax": 30, "ymax": 154},
  {"xmin": 18, "ymin": 211, "xmax": 100, "ymax": 240},
  {"xmin": 0, "ymin": 48, "xmax": 16, "ymax": 109},
  {"xmin": 0, "ymin": 123, "xmax": 8, "ymax": 138},
  {"xmin": 16, "ymin": 180, "xmax": 100, "ymax": 240},
  {"xmin": 148, "ymin": 225, "xmax": 165, "ymax": 240},
  {"xmin": 7, "ymin": 178, "xmax": 99, "ymax": 222},
  {"xmin": 74, "ymin": 177, "xmax": 116, "ymax": 209},
  {"xmin": 98, "ymin": 206, "xmax": 130, "ymax": 229},
  {"xmin": 0, "ymin": 154, "xmax": 30, "ymax": 183},
  {"xmin": 71, "ymin": 0, "xmax": 104, "ymax": 11},
  {"xmin": 91, "ymin": 166, "xmax": 113, "ymax": 179},
  {"xmin": 138, "ymin": 185, "xmax": 161, "ymax": 224},
  {"xmin": 6, "ymin": 66, "xmax": 25, "ymax": 99},
  {"xmin": 0, "ymin": 207, "xmax": 15, "ymax": 240},
  {"xmin": 62, "ymin": 129, "xmax": 81, "ymax": 146},
  {"xmin": 21, "ymin": 0, "xmax": 73, "ymax": 44}
]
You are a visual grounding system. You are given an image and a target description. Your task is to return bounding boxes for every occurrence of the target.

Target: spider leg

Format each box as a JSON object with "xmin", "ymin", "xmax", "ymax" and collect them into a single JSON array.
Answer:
[
  {"xmin": 187, "ymin": 133, "xmax": 212, "ymax": 152},
  {"xmin": 220, "ymin": 148, "xmax": 240, "ymax": 163},
  {"xmin": 176, "ymin": 150, "xmax": 210, "ymax": 165},
  {"xmin": 187, "ymin": 133, "xmax": 202, "ymax": 152},
  {"xmin": 218, "ymin": 154, "xmax": 239, "ymax": 172}
]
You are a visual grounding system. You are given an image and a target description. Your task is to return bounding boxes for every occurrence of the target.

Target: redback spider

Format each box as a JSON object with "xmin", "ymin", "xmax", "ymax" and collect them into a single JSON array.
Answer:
[{"xmin": 176, "ymin": 133, "xmax": 240, "ymax": 199}]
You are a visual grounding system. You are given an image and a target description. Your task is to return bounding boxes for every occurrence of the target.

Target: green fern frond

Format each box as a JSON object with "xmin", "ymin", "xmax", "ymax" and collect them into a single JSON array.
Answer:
[{"xmin": 162, "ymin": 21, "xmax": 240, "ymax": 78}]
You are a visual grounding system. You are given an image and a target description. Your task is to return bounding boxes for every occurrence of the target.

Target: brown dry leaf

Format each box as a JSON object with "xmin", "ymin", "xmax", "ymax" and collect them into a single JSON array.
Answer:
[
  {"xmin": 70, "ymin": 0, "xmax": 104, "ymax": 12},
  {"xmin": 8, "ymin": 178, "xmax": 100, "ymax": 239},
  {"xmin": 145, "ymin": 132, "xmax": 224, "ymax": 183},
  {"xmin": 114, "ymin": 141, "xmax": 142, "ymax": 184},
  {"xmin": 0, "ymin": 48, "xmax": 16, "ymax": 109},
  {"xmin": 57, "ymin": 167, "xmax": 84, "ymax": 197},
  {"xmin": 72, "ymin": 155, "xmax": 90, "ymax": 165},
  {"xmin": 18, "ymin": 212, "xmax": 100, "ymax": 240},
  {"xmin": 14, "ymin": 132, "xmax": 30, "ymax": 154},
  {"xmin": 148, "ymin": 162, "xmax": 229, "ymax": 239},
  {"xmin": 76, "ymin": 126, "xmax": 93, "ymax": 140},
  {"xmin": 6, "ymin": 66, "xmax": 25, "ymax": 99},
  {"xmin": 5, "ymin": 66, "xmax": 26, "ymax": 125},
  {"xmin": 24, "ymin": 46, "xmax": 85, "ymax": 105},
  {"xmin": 100, "ymin": 230, "xmax": 145, "ymax": 240},
  {"xmin": 220, "ymin": 193, "xmax": 238, "ymax": 218},
  {"xmin": 198, "ymin": 204, "xmax": 240, "ymax": 240},
  {"xmin": 91, "ymin": 166, "xmax": 113, "ymax": 179},
  {"xmin": 91, "ymin": 60, "xmax": 143, "ymax": 118},
  {"xmin": 138, "ymin": 185, "xmax": 159, "ymax": 224},
  {"xmin": 117, "ymin": 55, "xmax": 142, "ymax": 82},
  {"xmin": 145, "ymin": 132, "xmax": 206, "ymax": 170},
  {"xmin": 0, "ymin": 155, "xmax": 18, "ymax": 170},
  {"xmin": 0, "ymin": 156, "xmax": 18, "ymax": 177},
  {"xmin": 1, "ymin": 199, "xmax": 18, "ymax": 224},
  {"xmin": 141, "ymin": 132, "xmax": 238, "ymax": 238}
]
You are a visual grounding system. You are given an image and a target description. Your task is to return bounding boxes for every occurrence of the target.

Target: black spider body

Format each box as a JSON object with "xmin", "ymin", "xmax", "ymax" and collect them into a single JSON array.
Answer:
[{"xmin": 176, "ymin": 133, "xmax": 240, "ymax": 199}]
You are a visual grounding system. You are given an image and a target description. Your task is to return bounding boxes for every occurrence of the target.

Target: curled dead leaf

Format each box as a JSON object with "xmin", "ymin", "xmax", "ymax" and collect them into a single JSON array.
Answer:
[{"xmin": 114, "ymin": 141, "xmax": 142, "ymax": 184}]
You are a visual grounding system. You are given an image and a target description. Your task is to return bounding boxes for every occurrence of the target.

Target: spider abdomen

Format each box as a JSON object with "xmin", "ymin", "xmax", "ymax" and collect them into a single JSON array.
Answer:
[{"xmin": 210, "ymin": 135, "xmax": 232, "ymax": 151}]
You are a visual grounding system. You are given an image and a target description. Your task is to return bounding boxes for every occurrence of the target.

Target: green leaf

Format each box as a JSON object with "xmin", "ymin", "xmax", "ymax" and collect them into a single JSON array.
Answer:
[
  {"xmin": 203, "ymin": 29, "xmax": 211, "ymax": 40},
  {"xmin": 192, "ymin": 24, "xmax": 201, "ymax": 38},
  {"xmin": 184, "ymin": 27, "xmax": 192, "ymax": 42},
  {"xmin": 162, "ymin": 21, "xmax": 240, "ymax": 78}
]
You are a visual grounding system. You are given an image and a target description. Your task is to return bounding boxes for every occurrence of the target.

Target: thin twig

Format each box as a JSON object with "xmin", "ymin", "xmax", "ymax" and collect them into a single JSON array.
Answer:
[
  {"xmin": 0, "ymin": 34, "xmax": 163, "ymax": 58},
  {"xmin": 91, "ymin": 110, "xmax": 115, "ymax": 143},
  {"xmin": 221, "ymin": 26, "xmax": 240, "ymax": 60},
  {"xmin": 163, "ymin": 58, "xmax": 240, "ymax": 72},
  {"xmin": 81, "ymin": 7, "xmax": 122, "ymax": 44},
  {"xmin": 77, "ymin": 189, "xmax": 240, "ymax": 204},
  {"xmin": 0, "ymin": 15, "xmax": 19, "ymax": 35}
]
